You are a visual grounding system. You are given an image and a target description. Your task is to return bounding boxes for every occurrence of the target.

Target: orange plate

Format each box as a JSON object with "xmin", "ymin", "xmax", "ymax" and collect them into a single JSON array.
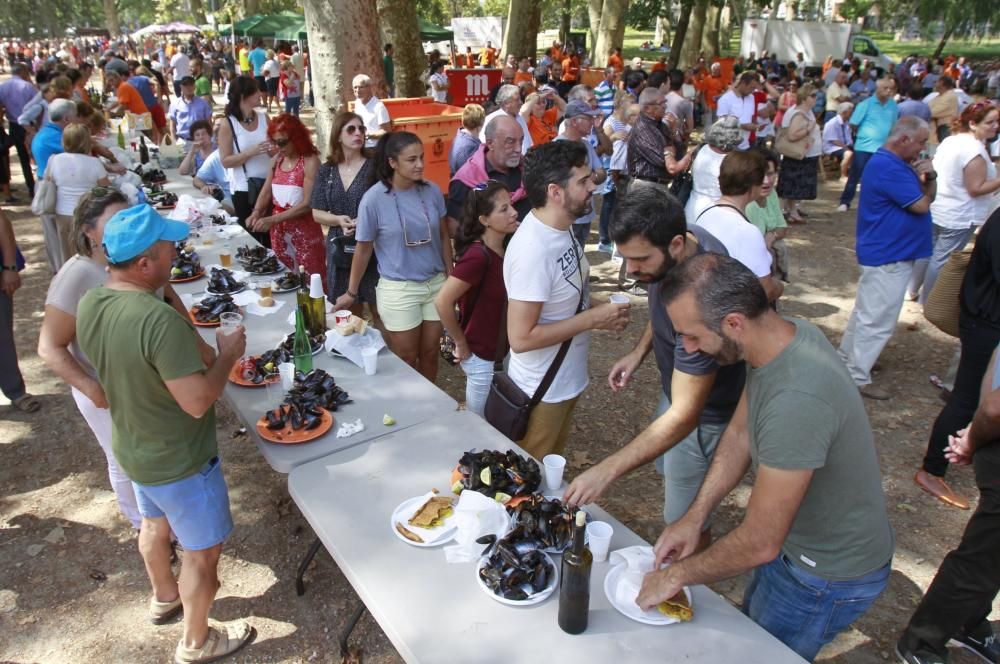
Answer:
[
  {"xmin": 188, "ymin": 305, "xmax": 242, "ymax": 328},
  {"xmin": 170, "ymin": 270, "xmax": 205, "ymax": 283},
  {"xmin": 256, "ymin": 408, "xmax": 333, "ymax": 444},
  {"xmin": 450, "ymin": 465, "xmax": 536, "ymax": 508},
  {"xmin": 228, "ymin": 360, "xmax": 280, "ymax": 387}
]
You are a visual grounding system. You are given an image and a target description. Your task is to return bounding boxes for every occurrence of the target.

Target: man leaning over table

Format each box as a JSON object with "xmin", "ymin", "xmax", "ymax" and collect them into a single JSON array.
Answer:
[
  {"xmin": 636, "ymin": 254, "xmax": 894, "ymax": 662},
  {"xmin": 76, "ymin": 205, "xmax": 256, "ymax": 664}
]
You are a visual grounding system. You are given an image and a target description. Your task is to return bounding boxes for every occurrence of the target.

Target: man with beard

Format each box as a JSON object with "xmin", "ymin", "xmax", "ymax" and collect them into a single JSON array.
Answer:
[
  {"xmin": 503, "ymin": 140, "xmax": 631, "ymax": 459},
  {"xmin": 565, "ymin": 186, "xmax": 748, "ymax": 552},
  {"xmin": 636, "ymin": 254, "xmax": 894, "ymax": 662}
]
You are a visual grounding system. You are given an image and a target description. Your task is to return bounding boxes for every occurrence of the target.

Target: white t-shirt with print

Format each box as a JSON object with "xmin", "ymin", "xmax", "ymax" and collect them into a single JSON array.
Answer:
[
  {"xmin": 503, "ymin": 212, "xmax": 591, "ymax": 403},
  {"xmin": 694, "ymin": 205, "xmax": 773, "ymax": 277}
]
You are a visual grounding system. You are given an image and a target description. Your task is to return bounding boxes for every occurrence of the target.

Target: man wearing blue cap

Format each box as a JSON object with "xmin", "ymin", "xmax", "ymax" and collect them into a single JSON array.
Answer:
[{"xmin": 76, "ymin": 205, "xmax": 255, "ymax": 663}]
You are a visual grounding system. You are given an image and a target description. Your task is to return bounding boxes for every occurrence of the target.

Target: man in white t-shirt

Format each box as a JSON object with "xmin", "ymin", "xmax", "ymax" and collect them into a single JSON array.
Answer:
[
  {"xmin": 351, "ymin": 74, "xmax": 391, "ymax": 149},
  {"xmin": 504, "ymin": 140, "xmax": 631, "ymax": 459},
  {"xmin": 694, "ymin": 150, "xmax": 783, "ymax": 302},
  {"xmin": 716, "ymin": 72, "xmax": 760, "ymax": 151},
  {"xmin": 168, "ymin": 47, "xmax": 191, "ymax": 98}
]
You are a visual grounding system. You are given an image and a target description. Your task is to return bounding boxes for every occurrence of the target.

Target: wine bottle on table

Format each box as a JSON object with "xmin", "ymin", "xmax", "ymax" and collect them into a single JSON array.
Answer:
[
  {"xmin": 116, "ymin": 123, "xmax": 125, "ymax": 150},
  {"xmin": 295, "ymin": 266, "xmax": 311, "ymax": 329},
  {"xmin": 558, "ymin": 510, "xmax": 592, "ymax": 634},
  {"xmin": 139, "ymin": 135, "xmax": 149, "ymax": 164},
  {"xmin": 308, "ymin": 273, "xmax": 327, "ymax": 336},
  {"xmin": 292, "ymin": 307, "xmax": 313, "ymax": 374}
]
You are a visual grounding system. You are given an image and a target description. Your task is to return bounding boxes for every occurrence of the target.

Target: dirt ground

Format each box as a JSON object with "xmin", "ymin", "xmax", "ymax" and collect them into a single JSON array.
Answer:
[{"xmin": 1, "ymin": 101, "xmax": 996, "ymax": 664}]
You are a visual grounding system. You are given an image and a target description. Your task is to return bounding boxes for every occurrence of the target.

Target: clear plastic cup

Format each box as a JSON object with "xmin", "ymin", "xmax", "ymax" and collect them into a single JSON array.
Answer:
[
  {"xmin": 609, "ymin": 294, "xmax": 629, "ymax": 305},
  {"xmin": 361, "ymin": 346, "xmax": 378, "ymax": 375},
  {"xmin": 586, "ymin": 521, "xmax": 613, "ymax": 562},
  {"xmin": 219, "ymin": 311, "xmax": 243, "ymax": 335},
  {"xmin": 278, "ymin": 362, "xmax": 296, "ymax": 390},
  {"xmin": 542, "ymin": 454, "xmax": 567, "ymax": 491}
]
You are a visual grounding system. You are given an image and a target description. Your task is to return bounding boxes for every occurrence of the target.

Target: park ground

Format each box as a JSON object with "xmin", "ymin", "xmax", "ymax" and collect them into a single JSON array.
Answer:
[{"xmin": 0, "ymin": 84, "xmax": 997, "ymax": 663}]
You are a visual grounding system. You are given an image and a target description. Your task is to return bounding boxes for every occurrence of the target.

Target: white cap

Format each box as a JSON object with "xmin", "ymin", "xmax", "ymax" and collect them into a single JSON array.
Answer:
[{"xmin": 309, "ymin": 273, "xmax": 325, "ymax": 299}]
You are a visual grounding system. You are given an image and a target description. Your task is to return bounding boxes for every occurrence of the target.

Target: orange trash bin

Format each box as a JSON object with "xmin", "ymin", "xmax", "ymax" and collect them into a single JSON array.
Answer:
[{"xmin": 386, "ymin": 101, "xmax": 465, "ymax": 193}]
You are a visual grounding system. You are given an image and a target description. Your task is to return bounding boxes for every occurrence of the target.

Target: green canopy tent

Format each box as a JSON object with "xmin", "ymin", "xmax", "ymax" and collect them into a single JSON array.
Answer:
[
  {"xmin": 246, "ymin": 13, "xmax": 306, "ymax": 39},
  {"xmin": 273, "ymin": 16, "xmax": 308, "ymax": 41},
  {"xmin": 418, "ymin": 18, "xmax": 453, "ymax": 42},
  {"xmin": 232, "ymin": 14, "xmax": 266, "ymax": 37}
]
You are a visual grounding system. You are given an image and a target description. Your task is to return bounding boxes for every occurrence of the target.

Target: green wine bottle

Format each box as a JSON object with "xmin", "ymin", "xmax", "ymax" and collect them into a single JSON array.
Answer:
[
  {"xmin": 295, "ymin": 265, "xmax": 311, "ymax": 330},
  {"xmin": 558, "ymin": 511, "xmax": 592, "ymax": 634},
  {"xmin": 292, "ymin": 307, "xmax": 313, "ymax": 374},
  {"xmin": 116, "ymin": 123, "xmax": 126, "ymax": 150}
]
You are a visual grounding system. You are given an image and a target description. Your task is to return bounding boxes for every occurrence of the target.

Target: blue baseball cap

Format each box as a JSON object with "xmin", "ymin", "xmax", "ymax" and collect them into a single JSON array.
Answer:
[{"xmin": 103, "ymin": 204, "xmax": 189, "ymax": 264}]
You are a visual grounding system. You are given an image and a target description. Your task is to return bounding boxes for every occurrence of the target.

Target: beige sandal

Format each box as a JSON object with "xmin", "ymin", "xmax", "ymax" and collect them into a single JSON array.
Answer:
[
  {"xmin": 174, "ymin": 621, "xmax": 256, "ymax": 664},
  {"xmin": 149, "ymin": 595, "xmax": 182, "ymax": 625}
]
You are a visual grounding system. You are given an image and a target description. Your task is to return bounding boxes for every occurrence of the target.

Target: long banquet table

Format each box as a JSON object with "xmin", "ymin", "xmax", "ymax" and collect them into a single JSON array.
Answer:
[{"xmin": 289, "ymin": 410, "xmax": 808, "ymax": 664}]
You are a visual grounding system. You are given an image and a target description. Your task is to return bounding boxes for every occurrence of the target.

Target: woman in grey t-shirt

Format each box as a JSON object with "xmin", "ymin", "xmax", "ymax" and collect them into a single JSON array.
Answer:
[{"xmin": 334, "ymin": 132, "xmax": 452, "ymax": 383}]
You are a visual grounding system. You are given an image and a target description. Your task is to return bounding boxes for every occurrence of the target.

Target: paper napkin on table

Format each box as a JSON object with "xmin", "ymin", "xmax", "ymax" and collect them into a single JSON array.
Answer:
[
  {"xmin": 443, "ymin": 490, "xmax": 510, "ymax": 563},
  {"xmin": 609, "ymin": 545, "xmax": 659, "ymax": 619},
  {"xmin": 244, "ymin": 298, "xmax": 287, "ymax": 317}
]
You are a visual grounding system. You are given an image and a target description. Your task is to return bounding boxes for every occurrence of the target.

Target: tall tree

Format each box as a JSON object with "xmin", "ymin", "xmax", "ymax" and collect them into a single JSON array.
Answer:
[
  {"xmin": 670, "ymin": 0, "xmax": 694, "ymax": 66},
  {"xmin": 105, "ymin": 0, "xmax": 121, "ymax": 35},
  {"xmin": 189, "ymin": 0, "xmax": 207, "ymax": 24},
  {"xmin": 588, "ymin": 0, "xmax": 602, "ymax": 57},
  {"xmin": 679, "ymin": 0, "xmax": 708, "ymax": 67},
  {"xmin": 377, "ymin": 0, "xmax": 426, "ymax": 97},
  {"xmin": 559, "ymin": 0, "xmax": 572, "ymax": 45},
  {"xmin": 701, "ymin": 1, "xmax": 720, "ymax": 58},
  {"xmin": 503, "ymin": 0, "xmax": 541, "ymax": 61},
  {"xmin": 302, "ymin": 0, "xmax": 385, "ymax": 158},
  {"xmin": 654, "ymin": 14, "xmax": 670, "ymax": 46},
  {"xmin": 593, "ymin": 0, "xmax": 629, "ymax": 67}
]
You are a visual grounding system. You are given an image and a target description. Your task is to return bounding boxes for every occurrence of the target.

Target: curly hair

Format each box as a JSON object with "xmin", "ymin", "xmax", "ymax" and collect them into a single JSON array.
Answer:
[
  {"xmin": 454, "ymin": 181, "xmax": 510, "ymax": 258},
  {"xmin": 268, "ymin": 113, "xmax": 319, "ymax": 157}
]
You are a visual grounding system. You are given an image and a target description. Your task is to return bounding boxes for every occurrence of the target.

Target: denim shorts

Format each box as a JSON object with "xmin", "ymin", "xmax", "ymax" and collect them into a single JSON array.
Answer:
[
  {"xmin": 133, "ymin": 456, "xmax": 234, "ymax": 551},
  {"xmin": 742, "ymin": 554, "xmax": 891, "ymax": 661}
]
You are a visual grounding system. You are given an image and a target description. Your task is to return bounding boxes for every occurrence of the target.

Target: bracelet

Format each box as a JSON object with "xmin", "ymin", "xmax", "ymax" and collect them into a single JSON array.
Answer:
[
  {"xmin": 346, "ymin": 290, "xmax": 358, "ymax": 299},
  {"xmin": 2, "ymin": 265, "xmax": 17, "ymax": 271},
  {"xmin": 924, "ymin": 174, "xmax": 937, "ymax": 182}
]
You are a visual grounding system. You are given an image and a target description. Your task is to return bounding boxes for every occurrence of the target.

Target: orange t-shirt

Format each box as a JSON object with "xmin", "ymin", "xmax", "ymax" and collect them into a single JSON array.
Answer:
[
  {"xmin": 699, "ymin": 75, "xmax": 727, "ymax": 110},
  {"xmin": 527, "ymin": 107, "xmax": 559, "ymax": 145},
  {"xmin": 514, "ymin": 70, "xmax": 533, "ymax": 88},
  {"xmin": 480, "ymin": 48, "xmax": 497, "ymax": 68},
  {"xmin": 117, "ymin": 81, "xmax": 149, "ymax": 114},
  {"xmin": 651, "ymin": 62, "xmax": 667, "ymax": 72},
  {"xmin": 551, "ymin": 46, "xmax": 563, "ymax": 63},
  {"xmin": 608, "ymin": 54, "xmax": 624, "ymax": 72},
  {"xmin": 561, "ymin": 56, "xmax": 578, "ymax": 82}
]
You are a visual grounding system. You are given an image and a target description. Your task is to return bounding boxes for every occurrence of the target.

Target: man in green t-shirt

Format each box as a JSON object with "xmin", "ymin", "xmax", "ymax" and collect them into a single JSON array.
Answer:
[
  {"xmin": 191, "ymin": 59, "xmax": 213, "ymax": 106},
  {"xmin": 77, "ymin": 205, "xmax": 255, "ymax": 664},
  {"xmin": 636, "ymin": 253, "xmax": 894, "ymax": 662}
]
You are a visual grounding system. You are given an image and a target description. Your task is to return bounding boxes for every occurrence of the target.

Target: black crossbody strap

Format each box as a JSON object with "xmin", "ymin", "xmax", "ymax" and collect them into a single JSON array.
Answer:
[
  {"xmin": 528, "ymin": 237, "xmax": 586, "ymax": 407},
  {"xmin": 227, "ymin": 115, "xmax": 250, "ymax": 181}
]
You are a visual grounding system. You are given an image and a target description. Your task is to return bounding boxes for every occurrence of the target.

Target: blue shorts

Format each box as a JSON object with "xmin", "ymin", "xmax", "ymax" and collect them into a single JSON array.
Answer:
[{"xmin": 133, "ymin": 456, "xmax": 233, "ymax": 551}]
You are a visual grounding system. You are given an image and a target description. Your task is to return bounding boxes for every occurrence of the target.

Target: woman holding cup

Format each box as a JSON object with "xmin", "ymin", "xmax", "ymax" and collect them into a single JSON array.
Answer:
[
  {"xmin": 434, "ymin": 181, "xmax": 518, "ymax": 415},
  {"xmin": 310, "ymin": 111, "xmax": 381, "ymax": 328}
]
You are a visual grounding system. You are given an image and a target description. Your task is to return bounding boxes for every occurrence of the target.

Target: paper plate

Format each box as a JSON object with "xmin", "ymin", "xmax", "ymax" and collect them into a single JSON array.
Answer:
[
  {"xmin": 390, "ymin": 494, "xmax": 459, "ymax": 547},
  {"xmin": 603, "ymin": 561, "xmax": 693, "ymax": 626},
  {"xmin": 476, "ymin": 551, "xmax": 558, "ymax": 607}
]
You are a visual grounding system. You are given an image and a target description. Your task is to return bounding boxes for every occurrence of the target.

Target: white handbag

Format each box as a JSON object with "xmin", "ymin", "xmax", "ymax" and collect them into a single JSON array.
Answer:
[{"xmin": 31, "ymin": 174, "xmax": 57, "ymax": 215}]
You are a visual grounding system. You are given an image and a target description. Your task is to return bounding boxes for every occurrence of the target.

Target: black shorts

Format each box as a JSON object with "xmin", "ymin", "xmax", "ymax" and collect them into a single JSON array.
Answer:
[{"xmin": 266, "ymin": 77, "xmax": 279, "ymax": 96}]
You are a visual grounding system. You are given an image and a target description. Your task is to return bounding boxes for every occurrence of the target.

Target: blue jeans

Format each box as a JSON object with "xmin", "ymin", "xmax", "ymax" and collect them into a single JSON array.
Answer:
[
  {"xmin": 285, "ymin": 96, "xmax": 301, "ymax": 116},
  {"xmin": 839, "ymin": 149, "xmax": 874, "ymax": 208},
  {"xmin": 743, "ymin": 554, "xmax": 891, "ymax": 661},
  {"xmin": 460, "ymin": 352, "xmax": 494, "ymax": 417},
  {"xmin": 917, "ymin": 224, "xmax": 975, "ymax": 305}
]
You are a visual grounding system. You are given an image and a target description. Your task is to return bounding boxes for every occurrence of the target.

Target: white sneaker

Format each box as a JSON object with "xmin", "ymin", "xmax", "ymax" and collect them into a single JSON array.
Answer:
[{"xmin": 837, "ymin": 204, "xmax": 848, "ymax": 213}]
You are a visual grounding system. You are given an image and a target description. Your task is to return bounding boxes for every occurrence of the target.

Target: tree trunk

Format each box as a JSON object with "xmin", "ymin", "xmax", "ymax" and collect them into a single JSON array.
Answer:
[
  {"xmin": 503, "ymin": 0, "xmax": 540, "ymax": 62},
  {"xmin": 244, "ymin": 0, "xmax": 261, "ymax": 16},
  {"xmin": 560, "ymin": 0, "xmax": 572, "ymax": 46},
  {"xmin": 932, "ymin": 24, "xmax": 954, "ymax": 59},
  {"xmin": 670, "ymin": 0, "xmax": 694, "ymax": 66},
  {"xmin": 680, "ymin": 0, "xmax": 707, "ymax": 67},
  {"xmin": 377, "ymin": 0, "xmax": 426, "ymax": 98},
  {"xmin": 593, "ymin": 0, "xmax": 627, "ymax": 67},
  {"xmin": 784, "ymin": 0, "xmax": 797, "ymax": 20},
  {"xmin": 528, "ymin": 1, "xmax": 543, "ymax": 58},
  {"xmin": 654, "ymin": 15, "xmax": 671, "ymax": 47},
  {"xmin": 302, "ymin": 0, "xmax": 385, "ymax": 159},
  {"xmin": 588, "ymin": 0, "xmax": 602, "ymax": 58},
  {"xmin": 719, "ymin": 3, "xmax": 731, "ymax": 52},
  {"xmin": 104, "ymin": 0, "xmax": 120, "ymax": 36},
  {"xmin": 701, "ymin": 2, "xmax": 720, "ymax": 58},
  {"xmin": 189, "ymin": 0, "xmax": 207, "ymax": 26}
]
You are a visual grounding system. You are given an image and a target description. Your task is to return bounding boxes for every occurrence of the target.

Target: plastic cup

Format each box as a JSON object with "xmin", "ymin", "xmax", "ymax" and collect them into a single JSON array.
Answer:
[
  {"xmin": 586, "ymin": 521, "xmax": 614, "ymax": 562},
  {"xmin": 278, "ymin": 362, "xmax": 296, "ymax": 390},
  {"xmin": 361, "ymin": 346, "xmax": 378, "ymax": 375},
  {"xmin": 219, "ymin": 311, "xmax": 243, "ymax": 335},
  {"xmin": 335, "ymin": 309, "xmax": 352, "ymax": 326},
  {"xmin": 542, "ymin": 454, "xmax": 567, "ymax": 491},
  {"xmin": 609, "ymin": 294, "xmax": 629, "ymax": 305}
]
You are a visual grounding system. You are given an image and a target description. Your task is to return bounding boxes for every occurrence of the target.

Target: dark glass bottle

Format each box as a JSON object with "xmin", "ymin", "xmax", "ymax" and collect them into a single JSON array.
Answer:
[
  {"xmin": 139, "ymin": 136, "xmax": 150, "ymax": 164},
  {"xmin": 558, "ymin": 511, "xmax": 592, "ymax": 634}
]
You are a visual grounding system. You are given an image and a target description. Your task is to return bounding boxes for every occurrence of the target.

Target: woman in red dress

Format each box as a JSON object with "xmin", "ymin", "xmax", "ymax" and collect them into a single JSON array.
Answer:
[{"xmin": 248, "ymin": 113, "xmax": 326, "ymax": 284}]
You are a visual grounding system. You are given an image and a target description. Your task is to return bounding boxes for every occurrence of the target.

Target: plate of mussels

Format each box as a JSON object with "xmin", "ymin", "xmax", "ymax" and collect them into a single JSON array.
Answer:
[
  {"xmin": 280, "ymin": 331, "xmax": 325, "ymax": 356},
  {"xmin": 272, "ymin": 270, "xmax": 304, "ymax": 294},
  {"xmin": 188, "ymin": 293, "xmax": 241, "ymax": 327},
  {"xmin": 228, "ymin": 355, "xmax": 280, "ymax": 387},
  {"xmin": 450, "ymin": 449, "xmax": 542, "ymax": 504},
  {"xmin": 256, "ymin": 401, "xmax": 332, "ymax": 444},
  {"xmin": 170, "ymin": 246, "xmax": 204, "ymax": 282},
  {"xmin": 236, "ymin": 245, "xmax": 284, "ymax": 275},
  {"xmin": 205, "ymin": 267, "xmax": 246, "ymax": 295},
  {"xmin": 476, "ymin": 538, "xmax": 558, "ymax": 606}
]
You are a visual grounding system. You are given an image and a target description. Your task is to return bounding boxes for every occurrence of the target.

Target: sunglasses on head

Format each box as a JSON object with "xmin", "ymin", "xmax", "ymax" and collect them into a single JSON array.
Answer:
[{"xmin": 345, "ymin": 124, "xmax": 366, "ymax": 135}]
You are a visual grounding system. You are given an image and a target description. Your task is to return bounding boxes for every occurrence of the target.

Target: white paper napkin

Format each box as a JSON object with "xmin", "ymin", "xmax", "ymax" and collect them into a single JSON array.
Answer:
[
  {"xmin": 325, "ymin": 327, "xmax": 386, "ymax": 368},
  {"xmin": 608, "ymin": 545, "xmax": 664, "ymax": 620},
  {"xmin": 443, "ymin": 490, "xmax": 510, "ymax": 563},
  {"xmin": 244, "ymin": 298, "xmax": 287, "ymax": 317},
  {"xmin": 335, "ymin": 417, "xmax": 365, "ymax": 438}
]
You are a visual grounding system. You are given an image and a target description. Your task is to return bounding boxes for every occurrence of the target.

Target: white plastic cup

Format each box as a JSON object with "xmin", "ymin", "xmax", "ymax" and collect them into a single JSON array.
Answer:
[
  {"xmin": 609, "ymin": 294, "xmax": 629, "ymax": 305},
  {"xmin": 542, "ymin": 454, "xmax": 567, "ymax": 491},
  {"xmin": 278, "ymin": 362, "xmax": 296, "ymax": 390},
  {"xmin": 361, "ymin": 346, "xmax": 379, "ymax": 375},
  {"xmin": 586, "ymin": 521, "xmax": 614, "ymax": 562},
  {"xmin": 219, "ymin": 311, "xmax": 243, "ymax": 335}
]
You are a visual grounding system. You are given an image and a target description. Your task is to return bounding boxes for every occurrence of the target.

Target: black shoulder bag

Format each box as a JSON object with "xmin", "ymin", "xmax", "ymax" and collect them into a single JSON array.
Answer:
[{"xmin": 484, "ymin": 241, "xmax": 586, "ymax": 441}]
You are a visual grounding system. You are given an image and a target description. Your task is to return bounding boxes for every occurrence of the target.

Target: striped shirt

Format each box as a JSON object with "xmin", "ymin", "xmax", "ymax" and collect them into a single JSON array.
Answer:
[{"xmin": 595, "ymin": 80, "xmax": 615, "ymax": 117}]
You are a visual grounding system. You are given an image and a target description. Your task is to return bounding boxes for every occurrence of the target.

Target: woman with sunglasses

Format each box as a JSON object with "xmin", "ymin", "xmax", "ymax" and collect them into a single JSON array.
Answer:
[
  {"xmin": 434, "ymin": 181, "xmax": 519, "ymax": 415},
  {"xmin": 334, "ymin": 132, "xmax": 452, "ymax": 383},
  {"xmin": 247, "ymin": 113, "xmax": 326, "ymax": 283},
  {"xmin": 310, "ymin": 111, "xmax": 381, "ymax": 327},
  {"xmin": 775, "ymin": 79, "xmax": 798, "ymax": 127}
]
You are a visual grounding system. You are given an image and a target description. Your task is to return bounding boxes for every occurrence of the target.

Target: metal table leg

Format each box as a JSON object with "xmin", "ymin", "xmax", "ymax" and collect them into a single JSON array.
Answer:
[
  {"xmin": 339, "ymin": 603, "xmax": 367, "ymax": 658},
  {"xmin": 295, "ymin": 536, "xmax": 323, "ymax": 596}
]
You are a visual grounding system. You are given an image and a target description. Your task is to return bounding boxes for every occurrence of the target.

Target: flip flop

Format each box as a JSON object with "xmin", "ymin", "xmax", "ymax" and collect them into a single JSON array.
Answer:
[
  {"xmin": 12, "ymin": 394, "xmax": 40, "ymax": 413},
  {"xmin": 174, "ymin": 621, "xmax": 256, "ymax": 664}
]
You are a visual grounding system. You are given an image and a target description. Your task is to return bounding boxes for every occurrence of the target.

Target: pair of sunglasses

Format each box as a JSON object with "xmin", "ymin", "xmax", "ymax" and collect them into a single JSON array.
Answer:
[{"xmin": 345, "ymin": 125, "xmax": 366, "ymax": 135}]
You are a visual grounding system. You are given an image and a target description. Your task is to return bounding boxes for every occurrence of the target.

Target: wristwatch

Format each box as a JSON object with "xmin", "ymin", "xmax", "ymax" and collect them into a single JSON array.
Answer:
[{"xmin": 2, "ymin": 265, "xmax": 17, "ymax": 271}]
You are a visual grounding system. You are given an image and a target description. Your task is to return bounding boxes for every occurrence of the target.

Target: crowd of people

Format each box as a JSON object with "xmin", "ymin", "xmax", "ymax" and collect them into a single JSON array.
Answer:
[{"xmin": 0, "ymin": 30, "xmax": 999, "ymax": 664}]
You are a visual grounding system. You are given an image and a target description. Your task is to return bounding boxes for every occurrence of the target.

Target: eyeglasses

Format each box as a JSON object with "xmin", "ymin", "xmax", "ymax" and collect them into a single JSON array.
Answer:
[
  {"xmin": 272, "ymin": 138, "xmax": 290, "ymax": 147},
  {"xmin": 392, "ymin": 190, "xmax": 434, "ymax": 247},
  {"xmin": 472, "ymin": 179, "xmax": 499, "ymax": 191},
  {"xmin": 345, "ymin": 124, "xmax": 366, "ymax": 135}
]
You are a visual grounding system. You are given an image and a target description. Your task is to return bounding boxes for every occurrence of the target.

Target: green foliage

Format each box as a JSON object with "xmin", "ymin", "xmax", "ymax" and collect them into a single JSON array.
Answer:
[
  {"xmin": 626, "ymin": 0, "xmax": 665, "ymax": 30},
  {"xmin": 540, "ymin": 0, "xmax": 590, "ymax": 30},
  {"xmin": 837, "ymin": 0, "xmax": 873, "ymax": 22}
]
